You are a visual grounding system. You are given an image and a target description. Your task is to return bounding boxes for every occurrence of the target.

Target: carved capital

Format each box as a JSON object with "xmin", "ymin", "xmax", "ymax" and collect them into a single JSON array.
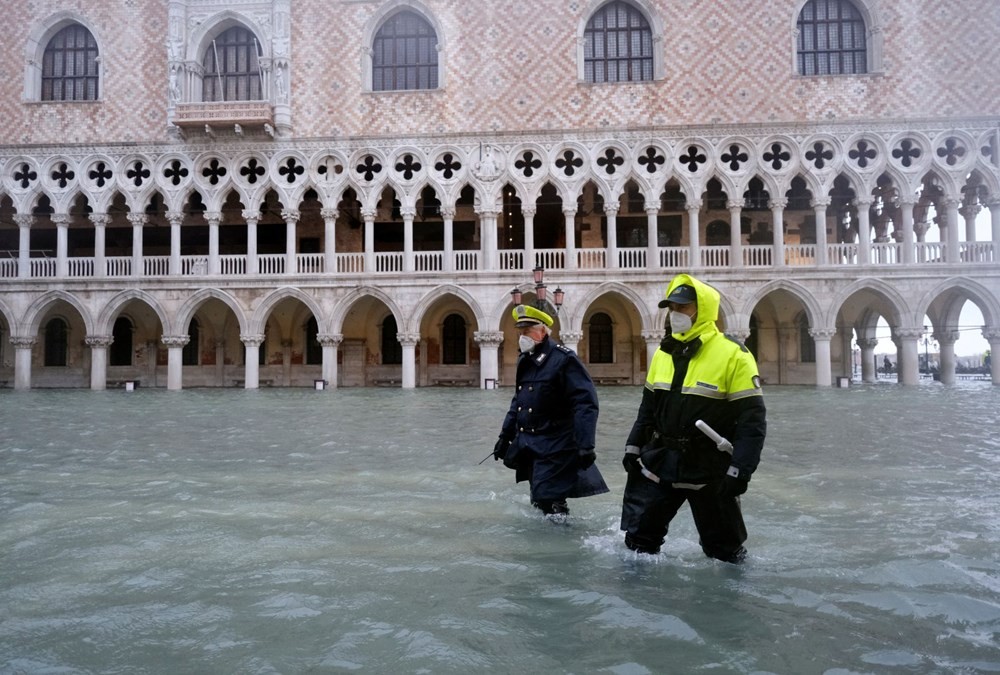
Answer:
[
  {"xmin": 894, "ymin": 328, "xmax": 924, "ymax": 340},
  {"xmin": 473, "ymin": 330, "xmax": 504, "ymax": 347},
  {"xmin": 644, "ymin": 206, "xmax": 659, "ymax": 216},
  {"xmin": 165, "ymin": 211, "xmax": 184, "ymax": 226},
  {"xmin": 360, "ymin": 207, "xmax": 377, "ymax": 221},
  {"xmin": 13, "ymin": 214, "xmax": 34, "ymax": 229},
  {"xmin": 161, "ymin": 335, "xmax": 190, "ymax": 348},
  {"xmin": 726, "ymin": 199, "xmax": 745, "ymax": 211},
  {"xmin": 563, "ymin": 206, "xmax": 579, "ymax": 217},
  {"xmin": 9, "ymin": 335, "xmax": 37, "ymax": 348},
  {"xmin": 810, "ymin": 198, "xmax": 831, "ymax": 209},
  {"xmin": 85, "ymin": 335, "xmax": 114, "ymax": 348},
  {"xmin": 852, "ymin": 197, "xmax": 873, "ymax": 209},
  {"xmin": 281, "ymin": 209, "xmax": 300, "ymax": 224},
  {"xmin": 89, "ymin": 213, "xmax": 111, "ymax": 227},
  {"xmin": 559, "ymin": 330, "xmax": 583, "ymax": 344},
  {"xmin": 726, "ymin": 329, "xmax": 750, "ymax": 341},
  {"xmin": 519, "ymin": 205, "xmax": 536, "ymax": 217},
  {"xmin": 51, "ymin": 213, "xmax": 70, "ymax": 226},
  {"xmin": 808, "ymin": 328, "xmax": 837, "ymax": 340},
  {"xmin": 320, "ymin": 208, "xmax": 338, "ymax": 221},
  {"xmin": 399, "ymin": 206, "xmax": 417, "ymax": 219},
  {"xmin": 126, "ymin": 213, "xmax": 148, "ymax": 227},
  {"xmin": 603, "ymin": 203, "xmax": 620, "ymax": 216},
  {"xmin": 397, "ymin": 332, "xmax": 421, "ymax": 347},
  {"xmin": 641, "ymin": 329, "xmax": 665, "ymax": 343},
  {"xmin": 204, "ymin": 211, "xmax": 223, "ymax": 225},
  {"xmin": 768, "ymin": 197, "xmax": 788, "ymax": 210},
  {"xmin": 960, "ymin": 204, "xmax": 981, "ymax": 219},
  {"xmin": 240, "ymin": 334, "xmax": 265, "ymax": 348},
  {"xmin": 982, "ymin": 328, "xmax": 1000, "ymax": 342},
  {"xmin": 316, "ymin": 333, "xmax": 344, "ymax": 347},
  {"xmin": 439, "ymin": 205, "xmax": 456, "ymax": 219},
  {"xmin": 242, "ymin": 209, "xmax": 261, "ymax": 223},
  {"xmin": 856, "ymin": 337, "xmax": 879, "ymax": 350},
  {"xmin": 933, "ymin": 330, "xmax": 960, "ymax": 344},
  {"xmin": 685, "ymin": 200, "xmax": 703, "ymax": 212}
]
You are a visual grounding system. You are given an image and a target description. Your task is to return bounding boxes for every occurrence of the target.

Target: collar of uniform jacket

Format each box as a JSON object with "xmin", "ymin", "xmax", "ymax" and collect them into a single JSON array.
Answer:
[{"xmin": 523, "ymin": 335, "xmax": 553, "ymax": 365}]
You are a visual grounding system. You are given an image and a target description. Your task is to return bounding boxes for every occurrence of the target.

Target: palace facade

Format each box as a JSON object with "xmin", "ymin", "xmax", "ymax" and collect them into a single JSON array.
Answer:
[{"xmin": 1, "ymin": 0, "xmax": 999, "ymax": 390}]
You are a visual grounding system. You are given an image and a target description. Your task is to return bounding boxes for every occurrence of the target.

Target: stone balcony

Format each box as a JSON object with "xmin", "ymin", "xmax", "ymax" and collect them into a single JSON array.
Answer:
[{"xmin": 172, "ymin": 101, "xmax": 273, "ymax": 130}]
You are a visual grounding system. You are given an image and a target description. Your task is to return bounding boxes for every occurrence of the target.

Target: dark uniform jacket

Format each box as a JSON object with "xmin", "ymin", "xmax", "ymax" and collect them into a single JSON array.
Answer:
[
  {"xmin": 501, "ymin": 335, "xmax": 608, "ymax": 500},
  {"xmin": 626, "ymin": 275, "xmax": 767, "ymax": 486}
]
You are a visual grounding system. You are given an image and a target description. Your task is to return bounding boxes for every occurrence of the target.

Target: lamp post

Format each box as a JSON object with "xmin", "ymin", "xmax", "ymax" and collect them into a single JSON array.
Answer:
[{"xmin": 510, "ymin": 266, "xmax": 564, "ymax": 316}]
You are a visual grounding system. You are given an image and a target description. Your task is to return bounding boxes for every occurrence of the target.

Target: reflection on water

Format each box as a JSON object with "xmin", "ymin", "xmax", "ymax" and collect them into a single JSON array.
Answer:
[{"xmin": 2, "ymin": 384, "xmax": 999, "ymax": 673}]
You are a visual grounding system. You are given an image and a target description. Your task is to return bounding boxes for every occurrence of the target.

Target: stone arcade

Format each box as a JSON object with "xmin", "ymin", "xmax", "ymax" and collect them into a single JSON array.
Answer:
[{"xmin": 1, "ymin": 0, "xmax": 999, "ymax": 390}]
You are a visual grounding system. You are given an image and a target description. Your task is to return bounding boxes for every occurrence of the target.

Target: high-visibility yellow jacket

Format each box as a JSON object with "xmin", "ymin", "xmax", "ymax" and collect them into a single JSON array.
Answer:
[{"xmin": 626, "ymin": 274, "xmax": 767, "ymax": 485}]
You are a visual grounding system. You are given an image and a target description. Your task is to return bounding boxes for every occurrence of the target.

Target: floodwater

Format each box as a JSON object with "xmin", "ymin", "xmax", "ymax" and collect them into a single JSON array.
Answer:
[{"xmin": 1, "ymin": 384, "xmax": 999, "ymax": 674}]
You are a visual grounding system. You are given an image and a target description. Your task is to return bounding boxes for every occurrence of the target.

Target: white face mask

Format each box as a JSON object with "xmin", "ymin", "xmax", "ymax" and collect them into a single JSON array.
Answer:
[
  {"xmin": 669, "ymin": 310, "xmax": 694, "ymax": 334},
  {"xmin": 518, "ymin": 335, "xmax": 537, "ymax": 353}
]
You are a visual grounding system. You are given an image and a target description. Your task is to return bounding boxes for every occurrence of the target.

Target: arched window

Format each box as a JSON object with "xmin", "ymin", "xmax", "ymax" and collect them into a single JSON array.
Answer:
[
  {"xmin": 372, "ymin": 11, "xmax": 439, "ymax": 91},
  {"xmin": 583, "ymin": 1, "xmax": 653, "ymax": 83},
  {"xmin": 382, "ymin": 315, "xmax": 402, "ymax": 365},
  {"xmin": 797, "ymin": 0, "xmax": 868, "ymax": 76},
  {"xmin": 442, "ymin": 314, "xmax": 466, "ymax": 365},
  {"xmin": 305, "ymin": 316, "xmax": 322, "ymax": 365},
  {"xmin": 706, "ymin": 220, "xmax": 730, "ymax": 246},
  {"xmin": 798, "ymin": 312, "xmax": 816, "ymax": 362},
  {"xmin": 202, "ymin": 26, "xmax": 263, "ymax": 102},
  {"xmin": 588, "ymin": 312, "xmax": 614, "ymax": 364},
  {"xmin": 183, "ymin": 318, "xmax": 200, "ymax": 366},
  {"xmin": 42, "ymin": 24, "xmax": 99, "ymax": 101},
  {"xmin": 110, "ymin": 317, "xmax": 133, "ymax": 366},
  {"xmin": 44, "ymin": 318, "xmax": 68, "ymax": 366}
]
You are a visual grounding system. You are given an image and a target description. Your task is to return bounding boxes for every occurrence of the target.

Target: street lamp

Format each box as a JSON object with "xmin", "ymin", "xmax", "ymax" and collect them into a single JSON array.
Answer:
[{"xmin": 510, "ymin": 266, "xmax": 564, "ymax": 316}]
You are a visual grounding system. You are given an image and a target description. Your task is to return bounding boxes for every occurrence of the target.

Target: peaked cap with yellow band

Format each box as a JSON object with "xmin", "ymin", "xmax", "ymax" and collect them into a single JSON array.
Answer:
[{"xmin": 513, "ymin": 304, "xmax": 554, "ymax": 327}]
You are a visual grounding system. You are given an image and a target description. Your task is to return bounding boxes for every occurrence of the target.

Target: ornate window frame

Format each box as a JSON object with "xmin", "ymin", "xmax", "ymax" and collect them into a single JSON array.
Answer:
[
  {"xmin": 186, "ymin": 12, "xmax": 270, "ymax": 104},
  {"xmin": 23, "ymin": 12, "xmax": 104, "ymax": 102},
  {"xmin": 791, "ymin": 0, "xmax": 883, "ymax": 76},
  {"xmin": 362, "ymin": 0, "xmax": 446, "ymax": 93},
  {"xmin": 576, "ymin": 0, "xmax": 664, "ymax": 83}
]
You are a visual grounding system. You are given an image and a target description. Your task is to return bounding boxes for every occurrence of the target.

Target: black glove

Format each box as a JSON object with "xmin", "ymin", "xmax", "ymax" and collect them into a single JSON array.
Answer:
[
  {"xmin": 622, "ymin": 451, "xmax": 641, "ymax": 475},
  {"xmin": 717, "ymin": 466, "xmax": 749, "ymax": 498},
  {"xmin": 493, "ymin": 436, "xmax": 511, "ymax": 461},
  {"xmin": 578, "ymin": 447, "xmax": 596, "ymax": 469}
]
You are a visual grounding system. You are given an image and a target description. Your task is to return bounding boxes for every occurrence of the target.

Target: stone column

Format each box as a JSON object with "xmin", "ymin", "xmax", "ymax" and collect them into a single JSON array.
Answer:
[
  {"xmin": 769, "ymin": 198, "xmax": 787, "ymax": 267},
  {"xmin": 362, "ymin": 207, "xmax": 376, "ymax": 272},
  {"xmin": 398, "ymin": 332, "xmax": 420, "ymax": 389},
  {"xmin": 166, "ymin": 211, "xmax": 183, "ymax": 276},
  {"xmin": 281, "ymin": 339, "xmax": 292, "ymax": 386},
  {"xmin": 563, "ymin": 207, "xmax": 578, "ymax": 270},
  {"xmin": 90, "ymin": 213, "xmax": 109, "ymax": 278},
  {"xmin": 727, "ymin": 199, "xmax": 744, "ymax": 268},
  {"xmin": 477, "ymin": 208, "xmax": 499, "ymax": 271},
  {"xmin": 214, "ymin": 338, "xmax": 226, "ymax": 386},
  {"xmin": 895, "ymin": 328, "xmax": 922, "ymax": 385},
  {"xmin": 53, "ymin": 214, "xmax": 69, "ymax": 277},
  {"xmin": 941, "ymin": 198, "xmax": 961, "ymax": 263},
  {"xmin": 86, "ymin": 335, "xmax": 113, "ymax": 390},
  {"xmin": 641, "ymin": 329, "xmax": 664, "ymax": 373},
  {"xmin": 162, "ymin": 335, "xmax": 189, "ymax": 390},
  {"xmin": 317, "ymin": 333, "xmax": 343, "ymax": 389},
  {"xmin": 240, "ymin": 334, "xmax": 264, "ymax": 389},
  {"xmin": 282, "ymin": 209, "xmax": 299, "ymax": 275},
  {"xmin": 854, "ymin": 198, "xmax": 872, "ymax": 265},
  {"xmin": 935, "ymin": 329, "xmax": 959, "ymax": 385},
  {"xmin": 10, "ymin": 336, "xmax": 36, "ymax": 390},
  {"xmin": 984, "ymin": 328, "xmax": 1000, "ymax": 385},
  {"xmin": 401, "ymin": 205, "xmax": 415, "ymax": 272},
  {"xmin": 441, "ymin": 205, "xmax": 455, "ymax": 272},
  {"xmin": 811, "ymin": 198, "xmax": 830, "ymax": 266},
  {"xmin": 961, "ymin": 203, "xmax": 981, "ymax": 243},
  {"xmin": 15, "ymin": 214, "xmax": 33, "ymax": 279},
  {"xmin": 321, "ymin": 208, "xmax": 337, "ymax": 274},
  {"xmin": 127, "ymin": 213, "xmax": 147, "ymax": 277},
  {"xmin": 605, "ymin": 203, "xmax": 619, "ymax": 269},
  {"xmin": 857, "ymin": 337, "xmax": 878, "ymax": 383},
  {"xmin": 243, "ymin": 209, "xmax": 260, "ymax": 275},
  {"xmin": 205, "ymin": 211, "xmax": 222, "ymax": 275},
  {"xmin": 521, "ymin": 204, "xmax": 535, "ymax": 270},
  {"xmin": 808, "ymin": 328, "xmax": 836, "ymax": 386},
  {"xmin": 686, "ymin": 200, "xmax": 702, "ymax": 268},
  {"xmin": 474, "ymin": 330, "xmax": 504, "ymax": 388},
  {"xmin": 988, "ymin": 198, "xmax": 1000, "ymax": 262},
  {"xmin": 645, "ymin": 204, "xmax": 659, "ymax": 271},
  {"xmin": 898, "ymin": 198, "xmax": 916, "ymax": 264},
  {"xmin": 559, "ymin": 330, "xmax": 582, "ymax": 354}
]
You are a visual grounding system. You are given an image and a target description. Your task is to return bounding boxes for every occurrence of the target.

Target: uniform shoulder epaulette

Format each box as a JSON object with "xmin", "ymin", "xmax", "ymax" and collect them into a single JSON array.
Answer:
[
  {"xmin": 724, "ymin": 333, "xmax": 750, "ymax": 352},
  {"xmin": 556, "ymin": 344, "xmax": 574, "ymax": 353}
]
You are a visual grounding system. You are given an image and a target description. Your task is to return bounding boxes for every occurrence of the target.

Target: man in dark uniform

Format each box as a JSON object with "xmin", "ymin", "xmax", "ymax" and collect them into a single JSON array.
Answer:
[
  {"xmin": 493, "ymin": 304, "xmax": 609, "ymax": 516},
  {"xmin": 621, "ymin": 274, "xmax": 766, "ymax": 562}
]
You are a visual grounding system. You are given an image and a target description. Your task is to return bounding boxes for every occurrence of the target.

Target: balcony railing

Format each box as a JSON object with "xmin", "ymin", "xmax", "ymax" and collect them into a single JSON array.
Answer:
[{"xmin": 2, "ymin": 242, "xmax": 996, "ymax": 281}]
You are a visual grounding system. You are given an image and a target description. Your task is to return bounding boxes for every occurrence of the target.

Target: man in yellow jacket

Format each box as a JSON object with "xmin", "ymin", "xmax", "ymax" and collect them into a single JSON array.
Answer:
[{"xmin": 621, "ymin": 274, "xmax": 766, "ymax": 563}]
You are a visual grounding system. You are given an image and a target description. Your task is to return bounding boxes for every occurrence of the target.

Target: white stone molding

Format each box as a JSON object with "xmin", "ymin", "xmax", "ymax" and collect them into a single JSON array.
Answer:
[
  {"xmin": 397, "ymin": 332, "xmax": 421, "ymax": 347},
  {"xmin": 316, "ymin": 333, "xmax": 343, "ymax": 347},
  {"xmin": 161, "ymin": 335, "xmax": 191, "ymax": 348},
  {"xmin": 239, "ymin": 333, "xmax": 265, "ymax": 348},
  {"xmin": 473, "ymin": 331, "xmax": 504, "ymax": 347},
  {"xmin": 85, "ymin": 335, "xmax": 114, "ymax": 348}
]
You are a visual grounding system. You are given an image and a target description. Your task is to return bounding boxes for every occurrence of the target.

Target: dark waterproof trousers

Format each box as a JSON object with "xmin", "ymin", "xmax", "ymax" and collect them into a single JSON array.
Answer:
[{"xmin": 621, "ymin": 470, "xmax": 747, "ymax": 562}]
